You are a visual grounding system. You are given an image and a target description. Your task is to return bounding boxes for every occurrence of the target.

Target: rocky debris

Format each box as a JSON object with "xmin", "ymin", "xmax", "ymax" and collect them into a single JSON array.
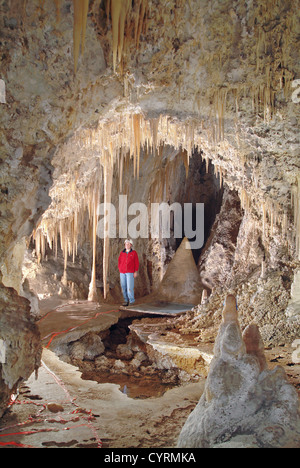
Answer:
[
  {"xmin": 116, "ymin": 343, "xmax": 134, "ymax": 361},
  {"xmin": 60, "ymin": 315, "xmax": 208, "ymax": 393},
  {"xmin": 47, "ymin": 402, "xmax": 64, "ymax": 413},
  {"xmin": 69, "ymin": 333, "xmax": 105, "ymax": 361},
  {"xmin": 177, "ymin": 295, "xmax": 300, "ymax": 448}
]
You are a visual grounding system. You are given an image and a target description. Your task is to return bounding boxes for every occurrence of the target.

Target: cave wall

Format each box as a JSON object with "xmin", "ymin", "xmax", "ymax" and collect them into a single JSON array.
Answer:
[{"xmin": 0, "ymin": 0, "xmax": 299, "ymax": 416}]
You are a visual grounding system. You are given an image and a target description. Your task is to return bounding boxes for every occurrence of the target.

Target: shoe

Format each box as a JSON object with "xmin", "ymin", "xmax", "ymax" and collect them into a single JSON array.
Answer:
[{"xmin": 122, "ymin": 302, "xmax": 129, "ymax": 307}]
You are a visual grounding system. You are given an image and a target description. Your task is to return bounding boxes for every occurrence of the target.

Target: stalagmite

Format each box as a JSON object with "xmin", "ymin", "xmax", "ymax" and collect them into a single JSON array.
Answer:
[
  {"xmin": 242, "ymin": 324, "xmax": 267, "ymax": 372},
  {"xmin": 156, "ymin": 238, "xmax": 203, "ymax": 304},
  {"xmin": 221, "ymin": 294, "xmax": 239, "ymax": 324},
  {"xmin": 88, "ymin": 188, "xmax": 99, "ymax": 302},
  {"xmin": 178, "ymin": 294, "xmax": 299, "ymax": 448},
  {"xmin": 102, "ymin": 152, "xmax": 113, "ymax": 300}
]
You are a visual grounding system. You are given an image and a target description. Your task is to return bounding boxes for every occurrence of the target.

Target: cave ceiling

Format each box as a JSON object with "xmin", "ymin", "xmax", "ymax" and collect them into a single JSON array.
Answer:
[{"xmin": 0, "ymin": 0, "xmax": 299, "ymax": 263}]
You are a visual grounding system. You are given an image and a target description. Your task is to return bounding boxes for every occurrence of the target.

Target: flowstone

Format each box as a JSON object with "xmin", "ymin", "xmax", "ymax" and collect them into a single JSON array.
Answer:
[{"xmin": 177, "ymin": 295, "xmax": 300, "ymax": 448}]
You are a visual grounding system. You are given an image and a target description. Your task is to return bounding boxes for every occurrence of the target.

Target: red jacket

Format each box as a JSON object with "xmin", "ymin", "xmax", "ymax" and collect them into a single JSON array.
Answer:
[{"xmin": 118, "ymin": 249, "xmax": 139, "ymax": 274}]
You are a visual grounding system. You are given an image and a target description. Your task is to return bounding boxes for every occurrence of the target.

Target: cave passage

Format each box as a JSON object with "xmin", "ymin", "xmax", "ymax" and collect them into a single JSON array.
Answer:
[
  {"xmin": 23, "ymin": 144, "xmax": 225, "ymax": 399},
  {"xmin": 26, "ymin": 145, "xmax": 224, "ymax": 305}
]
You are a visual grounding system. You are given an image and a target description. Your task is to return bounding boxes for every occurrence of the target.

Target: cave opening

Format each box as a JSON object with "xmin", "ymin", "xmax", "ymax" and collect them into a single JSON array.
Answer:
[{"xmin": 23, "ymin": 138, "xmax": 224, "ymax": 307}]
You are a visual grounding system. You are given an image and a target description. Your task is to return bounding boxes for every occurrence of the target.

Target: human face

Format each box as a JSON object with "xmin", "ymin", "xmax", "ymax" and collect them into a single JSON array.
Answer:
[{"xmin": 125, "ymin": 241, "xmax": 131, "ymax": 250}]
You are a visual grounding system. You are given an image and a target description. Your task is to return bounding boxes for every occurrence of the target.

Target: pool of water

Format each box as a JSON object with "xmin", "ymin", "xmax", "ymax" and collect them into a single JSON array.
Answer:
[{"xmin": 81, "ymin": 371, "xmax": 176, "ymax": 399}]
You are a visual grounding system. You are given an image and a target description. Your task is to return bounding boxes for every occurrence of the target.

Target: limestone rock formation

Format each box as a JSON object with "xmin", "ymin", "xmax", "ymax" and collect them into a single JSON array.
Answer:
[
  {"xmin": 69, "ymin": 332, "xmax": 105, "ymax": 362},
  {"xmin": 198, "ymin": 189, "xmax": 243, "ymax": 290},
  {"xmin": 0, "ymin": 280, "xmax": 41, "ymax": 418},
  {"xmin": 177, "ymin": 295, "xmax": 300, "ymax": 448},
  {"xmin": 156, "ymin": 237, "xmax": 203, "ymax": 304}
]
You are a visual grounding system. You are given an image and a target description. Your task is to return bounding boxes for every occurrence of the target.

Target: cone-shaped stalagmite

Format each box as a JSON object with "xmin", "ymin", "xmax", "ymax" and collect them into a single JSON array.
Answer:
[
  {"xmin": 178, "ymin": 294, "xmax": 300, "ymax": 448},
  {"xmin": 157, "ymin": 237, "xmax": 203, "ymax": 304}
]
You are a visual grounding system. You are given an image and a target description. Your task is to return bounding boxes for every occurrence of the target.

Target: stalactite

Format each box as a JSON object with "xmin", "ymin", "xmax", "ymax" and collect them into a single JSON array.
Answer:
[
  {"xmin": 240, "ymin": 188, "xmax": 250, "ymax": 212},
  {"xmin": 213, "ymin": 88, "xmax": 228, "ymax": 141},
  {"xmin": 54, "ymin": 224, "xmax": 58, "ymax": 260},
  {"xmin": 81, "ymin": 0, "xmax": 89, "ymax": 56},
  {"xmin": 136, "ymin": 0, "xmax": 147, "ymax": 48},
  {"xmin": 73, "ymin": 0, "xmax": 89, "ymax": 74},
  {"xmin": 262, "ymin": 202, "xmax": 267, "ymax": 241},
  {"xmin": 59, "ymin": 219, "xmax": 69, "ymax": 286},
  {"xmin": 105, "ymin": 0, "xmax": 148, "ymax": 73},
  {"xmin": 111, "ymin": 0, "xmax": 123, "ymax": 73},
  {"xmin": 54, "ymin": 0, "xmax": 61, "ymax": 22},
  {"xmin": 182, "ymin": 149, "xmax": 189, "ymax": 179},
  {"xmin": 150, "ymin": 118, "xmax": 159, "ymax": 155},
  {"xmin": 132, "ymin": 114, "xmax": 141, "ymax": 179},
  {"xmin": 0, "ymin": 79, "xmax": 6, "ymax": 104}
]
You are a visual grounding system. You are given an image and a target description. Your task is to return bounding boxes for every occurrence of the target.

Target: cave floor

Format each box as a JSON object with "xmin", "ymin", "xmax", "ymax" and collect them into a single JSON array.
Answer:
[
  {"xmin": 0, "ymin": 299, "xmax": 204, "ymax": 449},
  {"xmin": 1, "ymin": 299, "xmax": 299, "ymax": 449},
  {"xmin": 0, "ymin": 348, "xmax": 203, "ymax": 449}
]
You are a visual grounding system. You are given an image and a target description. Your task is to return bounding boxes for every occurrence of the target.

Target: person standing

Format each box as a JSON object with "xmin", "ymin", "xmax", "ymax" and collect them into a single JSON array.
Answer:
[{"xmin": 118, "ymin": 239, "xmax": 139, "ymax": 306}]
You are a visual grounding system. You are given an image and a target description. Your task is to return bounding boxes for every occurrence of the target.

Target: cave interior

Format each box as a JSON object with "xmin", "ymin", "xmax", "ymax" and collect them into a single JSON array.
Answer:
[{"xmin": 0, "ymin": 0, "xmax": 299, "ymax": 449}]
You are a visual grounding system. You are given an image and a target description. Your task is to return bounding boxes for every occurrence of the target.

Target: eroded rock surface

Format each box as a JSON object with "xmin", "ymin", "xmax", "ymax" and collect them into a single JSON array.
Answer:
[{"xmin": 0, "ymin": 281, "xmax": 41, "ymax": 418}]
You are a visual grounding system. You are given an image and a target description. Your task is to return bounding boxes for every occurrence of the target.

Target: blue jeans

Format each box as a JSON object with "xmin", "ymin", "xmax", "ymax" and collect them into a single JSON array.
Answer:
[{"xmin": 120, "ymin": 273, "xmax": 135, "ymax": 304}]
